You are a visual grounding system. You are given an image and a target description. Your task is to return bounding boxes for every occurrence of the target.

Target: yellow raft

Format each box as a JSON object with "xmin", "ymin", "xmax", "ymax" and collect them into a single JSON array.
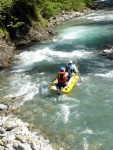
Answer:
[{"xmin": 50, "ymin": 65, "xmax": 79, "ymax": 94}]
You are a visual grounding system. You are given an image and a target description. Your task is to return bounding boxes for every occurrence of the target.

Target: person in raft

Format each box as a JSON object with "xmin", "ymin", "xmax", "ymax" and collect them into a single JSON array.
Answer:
[
  {"xmin": 52, "ymin": 67, "xmax": 68, "ymax": 89},
  {"xmin": 65, "ymin": 60, "xmax": 78, "ymax": 80}
]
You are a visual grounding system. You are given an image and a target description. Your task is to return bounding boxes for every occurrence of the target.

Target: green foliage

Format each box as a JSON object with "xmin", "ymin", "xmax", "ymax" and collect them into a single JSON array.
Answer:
[
  {"xmin": 39, "ymin": 0, "xmax": 93, "ymax": 18},
  {"xmin": 83, "ymin": 0, "xmax": 93, "ymax": 4},
  {"xmin": 0, "ymin": 28, "xmax": 3, "ymax": 33},
  {"xmin": 0, "ymin": 28, "xmax": 9, "ymax": 36},
  {"xmin": 41, "ymin": 2, "xmax": 62, "ymax": 19},
  {"xmin": 36, "ymin": 13, "xmax": 48, "ymax": 28},
  {"xmin": 7, "ymin": 21, "xmax": 24, "ymax": 28},
  {"xmin": 83, "ymin": 0, "xmax": 94, "ymax": 7},
  {"xmin": 4, "ymin": 29, "xmax": 9, "ymax": 36},
  {"xmin": 0, "ymin": 0, "xmax": 13, "ymax": 12},
  {"xmin": 71, "ymin": 0, "xmax": 86, "ymax": 11},
  {"xmin": 0, "ymin": 0, "xmax": 93, "ymax": 39}
]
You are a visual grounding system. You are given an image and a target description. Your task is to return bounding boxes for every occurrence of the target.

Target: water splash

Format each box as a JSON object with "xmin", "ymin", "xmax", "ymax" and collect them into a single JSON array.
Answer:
[
  {"xmin": 81, "ymin": 128, "xmax": 93, "ymax": 135},
  {"xmin": 60, "ymin": 104, "xmax": 70, "ymax": 124},
  {"xmin": 95, "ymin": 70, "xmax": 113, "ymax": 78},
  {"xmin": 83, "ymin": 138, "xmax": 89, "ymax": 150}
]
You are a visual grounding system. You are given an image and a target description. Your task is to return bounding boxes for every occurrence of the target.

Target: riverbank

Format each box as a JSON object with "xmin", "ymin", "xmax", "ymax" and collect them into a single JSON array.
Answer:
[
  {"xmin": 0, "ymin": 103, "xmax": 56, "ymax": 150},
  {"xmin": 0, "ymin": 9, "xmax": 92, "ymax": 70},
  {"xmin": 0, "ymin": 33, "xmax": 15, "ymax": 70}
]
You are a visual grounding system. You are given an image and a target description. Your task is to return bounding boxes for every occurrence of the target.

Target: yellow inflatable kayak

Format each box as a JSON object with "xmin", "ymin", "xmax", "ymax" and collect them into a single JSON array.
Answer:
[{"xmin": 50, "ymin": 65, "xmax": 79, "ymax": 94}]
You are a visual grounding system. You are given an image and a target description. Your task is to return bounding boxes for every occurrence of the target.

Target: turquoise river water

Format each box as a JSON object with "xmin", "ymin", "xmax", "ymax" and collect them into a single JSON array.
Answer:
[{"xmin": 0, "ymin": 1, "xmax": 113, "ymax": 150}]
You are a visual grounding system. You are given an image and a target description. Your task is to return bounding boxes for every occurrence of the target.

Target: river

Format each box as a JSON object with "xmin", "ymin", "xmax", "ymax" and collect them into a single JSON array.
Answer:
[{"xmin": 0, "ymin": 0, "xmax": 113, "ymax": 150}]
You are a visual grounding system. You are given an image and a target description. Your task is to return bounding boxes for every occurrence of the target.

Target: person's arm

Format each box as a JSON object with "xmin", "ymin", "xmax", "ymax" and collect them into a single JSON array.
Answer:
[{"xmin": 65, "ymin": 72, "xmax": 69, "ymax": 77}]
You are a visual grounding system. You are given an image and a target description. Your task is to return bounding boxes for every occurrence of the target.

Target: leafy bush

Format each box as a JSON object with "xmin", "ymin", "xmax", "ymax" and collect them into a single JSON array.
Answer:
[
  {"xmin": 41, "ymin": 2, "xmax": 62, "ymax": 19},
  {"xmin": 71, "ymin": 0, "xmax": 86, "ymax": 11},
  {"xmin": 0, "ymin": 0, "xmax": 13, "ymax": 12}
]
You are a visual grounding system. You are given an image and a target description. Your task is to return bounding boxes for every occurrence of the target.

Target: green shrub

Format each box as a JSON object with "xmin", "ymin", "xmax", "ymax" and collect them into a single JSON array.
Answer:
[
  {"xmin": 41, "ymin": 2, "xmax": 62, "ymax": 19},
  {"xmin": 71, "ymin": 0, "xmax": 86, "ymax": 11},
  {"xmin": 0, "ymin": 0, "xmax": 13, "ymax": 12}
]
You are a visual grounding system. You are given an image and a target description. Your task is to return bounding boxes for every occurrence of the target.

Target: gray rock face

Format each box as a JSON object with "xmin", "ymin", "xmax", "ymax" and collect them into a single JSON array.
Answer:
[
  {"xmin": 0, "ymin": 104, "xmax": 8, "ymax": 110},
  {"xmin": 48, "ymin": 10, "xmax": 84, "ymax": 28},
  {"xmin": 100, "ymin": 48, "xmax": 113, "ymax": 60},
  {"xmin": 0, "ymin": 33, "xmax": 15, "ymax": 70}
]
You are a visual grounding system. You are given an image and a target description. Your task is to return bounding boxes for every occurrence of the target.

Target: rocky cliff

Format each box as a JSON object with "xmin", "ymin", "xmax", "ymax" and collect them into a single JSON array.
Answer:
[
  {"xmin": 0, "ymin": 24, "xmax": 56, "ymax": 70},
  {"xmin": 0, "ymin": 33, "xmax": 15, "ymax": 70}
]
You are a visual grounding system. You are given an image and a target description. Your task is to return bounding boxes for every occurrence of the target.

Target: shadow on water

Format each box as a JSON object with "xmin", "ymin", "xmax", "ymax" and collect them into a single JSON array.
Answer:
[
  {"xmin": 94, "ymin": 0, "xmax": 113, "ymax": 8},
  {"xmin": 26, "ymin": 63, "xmax": 61, "ymax": 75},
  {"xmin": 76, "ymin": 20, "xmax": 113, "ymax": 27}
]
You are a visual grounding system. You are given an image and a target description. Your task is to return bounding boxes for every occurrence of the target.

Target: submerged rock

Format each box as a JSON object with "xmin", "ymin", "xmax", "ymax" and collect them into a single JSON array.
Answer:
[{"xmin": 99, "ymin": 48, "xmax": 113, "ymax": 60}]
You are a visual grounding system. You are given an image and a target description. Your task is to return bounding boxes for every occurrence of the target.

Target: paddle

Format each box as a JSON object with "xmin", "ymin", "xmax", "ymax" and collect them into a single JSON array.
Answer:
[
  {"xmin": 78, "ymin": 72, "xmax": 82, "ymax": 82},
  {"xmin": 39, "ymin": 85, "xmax": 48, "ymax": 92},
  {"xmin": 73, "ymin": 59, "xmax": 82, "ymax": 82}
]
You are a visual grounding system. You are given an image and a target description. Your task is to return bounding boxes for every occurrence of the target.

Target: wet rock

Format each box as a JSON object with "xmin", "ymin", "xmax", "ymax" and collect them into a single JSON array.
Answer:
[
  {"xmin": 17, "ymin": 143, "xmax": 32, "ymax": 150},
  {"xmin": 48, "ymin": 11, "xmax": 85, "ymax": 27},
  {"xmin": 0, "ymin": 105, "xmax": 55, "ymax": 150},
  {"xmin": 59, "ymin": 148, "xmax": 64, "ymax": 150},
  {"xmin": 0, "ymin": 104, "xmax": 8, "ymax": 110},
  {"xmin": 0, "ymin": 129, "xmax": 4, "ymax": 134},
  {"xmin": 99, "ymin": 48, "xmax": 113, "ymax": 60},
  {"xmin": 0, "ymin": 139, "xmax": 3, "ymax": 146},
  {"xmin": 0, "ymin": 146, "xmax": 4, "ymax": 150}
]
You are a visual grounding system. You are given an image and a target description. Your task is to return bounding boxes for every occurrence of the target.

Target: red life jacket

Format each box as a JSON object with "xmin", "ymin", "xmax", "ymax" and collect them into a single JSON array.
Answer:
[{"xmin": 58, "ymin": 71, "xmax": 67, "ymax": 83}]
